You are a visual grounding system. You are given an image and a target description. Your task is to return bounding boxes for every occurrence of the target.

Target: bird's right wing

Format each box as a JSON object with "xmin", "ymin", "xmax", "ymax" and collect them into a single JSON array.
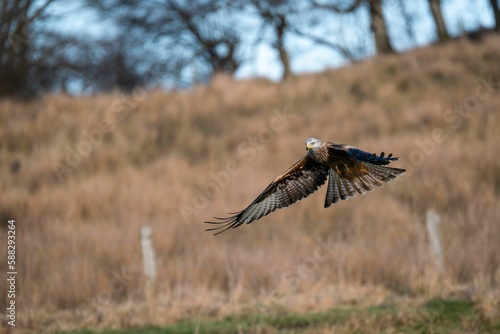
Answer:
[{"xmin": 205, "ymin": 156, "xmax": 329, "ymax": 235}]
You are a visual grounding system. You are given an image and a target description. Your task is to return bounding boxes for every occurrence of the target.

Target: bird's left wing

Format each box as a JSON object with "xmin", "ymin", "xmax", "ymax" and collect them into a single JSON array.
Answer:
[{"xmin": 205, "ymin": 156, "xmax": 329, "ymax": 235}]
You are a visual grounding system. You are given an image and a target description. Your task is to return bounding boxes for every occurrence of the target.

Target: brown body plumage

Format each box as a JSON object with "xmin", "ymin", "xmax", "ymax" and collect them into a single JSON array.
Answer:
[{"xmin": 205, "ymin": 138, "xmax": 406, "ymax": 235}]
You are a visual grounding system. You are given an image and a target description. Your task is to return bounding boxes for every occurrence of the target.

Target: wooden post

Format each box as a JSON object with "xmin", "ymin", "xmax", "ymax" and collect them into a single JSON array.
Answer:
[
  {"xmin": 426, "ymin": 209, "xmax": 443, "ymax": 276},
  {"xmin": 140, "ymin": 225, "xmax": 157, "ymax": 318}
]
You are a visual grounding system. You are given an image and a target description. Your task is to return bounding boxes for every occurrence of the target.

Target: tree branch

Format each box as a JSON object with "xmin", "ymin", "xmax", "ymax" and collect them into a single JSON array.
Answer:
[
  {"xmin": 289, "ymin": 27, "xmax": 357, "ymax": 62},
  {"xmin": 312, "ymin": 0, "xmax": 365, "ymax": 13}
]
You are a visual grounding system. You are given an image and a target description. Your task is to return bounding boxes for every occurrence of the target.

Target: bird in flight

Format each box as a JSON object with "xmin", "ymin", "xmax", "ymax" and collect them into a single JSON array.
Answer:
[{"xmin": 205, "ymin": 138, "xmax": 405, "ymax": 235}]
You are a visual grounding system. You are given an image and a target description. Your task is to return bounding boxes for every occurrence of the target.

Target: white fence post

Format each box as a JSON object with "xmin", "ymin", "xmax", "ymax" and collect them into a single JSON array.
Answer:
[
  {"xmin": 140, "ymin": 225, "xmax": 157, "ymax": 316},
  {"xmin": 426, "ymin": 209, "xmax": 443, "ymax": 275}
]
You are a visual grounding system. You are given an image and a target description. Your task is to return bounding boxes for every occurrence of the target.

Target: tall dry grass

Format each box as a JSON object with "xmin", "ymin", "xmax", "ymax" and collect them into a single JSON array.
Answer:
[{"xmin": 1, "ymin": 34, "xmax": 499, "ymax": 332}]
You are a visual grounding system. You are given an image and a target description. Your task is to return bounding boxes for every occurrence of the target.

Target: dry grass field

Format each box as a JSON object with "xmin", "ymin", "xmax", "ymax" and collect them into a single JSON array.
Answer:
[{"xmin": 1, "ymin": 33, "xmax": 500, "ymax": 333}]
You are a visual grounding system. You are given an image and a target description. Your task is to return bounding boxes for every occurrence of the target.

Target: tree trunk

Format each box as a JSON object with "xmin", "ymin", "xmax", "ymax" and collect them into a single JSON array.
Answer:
[
  {"xmin": 275, "ymin": 15, "xmax": 292, "ymax": 80},
  {"xmin": 368, "ymin": 0, "xmax": 394, "ymax": 54},
  {"xmin": 428, "ymin": 0, "xmax": 450, "ymax": 41},
  {"xmin": 490, "ymin": 0, "xmax": 500, "ymax": 31},
  {"xmin": 0, "ymin": 1, "xmax": 31, "ymax": 97}
]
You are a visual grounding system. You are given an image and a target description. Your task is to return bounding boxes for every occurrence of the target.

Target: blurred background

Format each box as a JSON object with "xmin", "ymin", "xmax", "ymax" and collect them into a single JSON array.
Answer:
[
  {"xmin": 1, "ymin": 0, "xmax": 499, "ymax": 95},
  {"xmin": 1, "ymin": 0, "xmax": 500, "ymax": 333}
]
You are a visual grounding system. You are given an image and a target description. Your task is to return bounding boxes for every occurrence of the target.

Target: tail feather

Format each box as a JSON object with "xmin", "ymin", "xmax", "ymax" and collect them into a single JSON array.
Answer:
[
  {"xmin": 362, "ymin": 174, "xmax": 383, "ymax": 187},
  {"xmin": 356, "ymin": 175, "xmax": 375, "ymax": 192},
  {"xmin": 342, "ymin": 178, "xmax": 358, "ymax": 197},
  {"xmin": 366, "ymin": 164, "xmax": 405, "ymax": 182}
]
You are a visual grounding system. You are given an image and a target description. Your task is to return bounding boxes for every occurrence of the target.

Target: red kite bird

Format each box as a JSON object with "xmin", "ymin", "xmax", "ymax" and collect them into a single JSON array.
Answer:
[{"xmin": 205, "ymin": 138, "xmax": 405, "ymax": 235}]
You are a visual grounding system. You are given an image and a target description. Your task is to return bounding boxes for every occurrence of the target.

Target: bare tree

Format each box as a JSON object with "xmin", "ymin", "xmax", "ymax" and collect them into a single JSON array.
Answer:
[
  {"xmin": 87, "ymin": 0, "xmax": 243, "ymax": 85},
  {"xmin": 0, "ymin": 0, "xmax": 147, "ymax": 96},
  {"xmin": 164, "ymin": 1, "xmax": 241, "ymax": 79},
  {"xmin": 249, "ymin": 0, "xmax": 364, "ymax": 80},
  {"xmin": 0, "ymin": 0, "xmax": 56, "ymax": 97},
  {"xmin": 428, "ymin": 0, "xmax": 450, "ymax": 41},
  {"xmin": 314, "ymin": 0, "xmax": 394, "ymax": 55},
  {"xmin": 249, "ymin": 0, "xmax": 294, "ymax": 80},
  {"xmin": 368, "ymin": 0, "xmax": 394, "ymax": 54},
  {"xmin": 489, "ymin": 0, "xmax": 500, "ymax": 31},
  {"xmin": 275, "ymin": 14, "xmax": 292, "ymax": 80}
]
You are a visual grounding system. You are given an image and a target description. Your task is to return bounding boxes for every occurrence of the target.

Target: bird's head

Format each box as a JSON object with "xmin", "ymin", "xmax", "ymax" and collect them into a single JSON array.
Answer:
[{"xmin": 305, "ymin": 138, "xmax": 322, "ymax": 150}]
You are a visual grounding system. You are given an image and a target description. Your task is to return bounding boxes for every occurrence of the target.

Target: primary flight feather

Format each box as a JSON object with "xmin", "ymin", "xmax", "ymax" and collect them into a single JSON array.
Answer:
[{"xmin": 205, "ymin": 138, "xmax": 406, "ymax": 235}]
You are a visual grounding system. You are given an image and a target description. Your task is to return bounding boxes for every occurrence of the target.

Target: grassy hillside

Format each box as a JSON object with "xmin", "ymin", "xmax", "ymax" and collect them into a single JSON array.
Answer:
[{"xmin": 1, "ymin": 34, "xmax": 500, "ymax": 333}]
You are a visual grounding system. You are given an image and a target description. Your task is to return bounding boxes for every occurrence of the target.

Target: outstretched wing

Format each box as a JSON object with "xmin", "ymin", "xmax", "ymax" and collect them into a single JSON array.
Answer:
[
  {"xmin": 324, "ymin": 143, "xmax": 406, "ymax": 207},
  {"xmin": 205, "ymin": 156, "xmax": 329, "ymax": 235}
]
